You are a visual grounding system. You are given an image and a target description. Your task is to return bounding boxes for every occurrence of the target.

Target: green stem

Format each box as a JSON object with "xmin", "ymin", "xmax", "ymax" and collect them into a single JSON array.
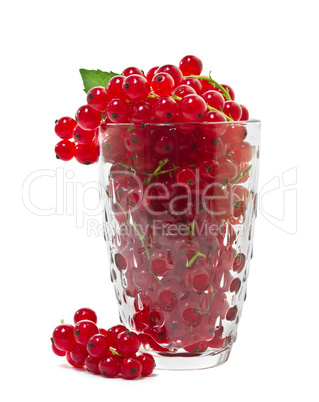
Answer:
[
  {"xmin": 206, "ymin": 104, "xmax": 233, "ymax": 121},
  {"xmin": 186, "ymin": 251, "xmax": 206, "ymax": 268},
  {"xmin": 109, "ymin": 347, "xmax": 122, "ymax": 357},
  {"xmin": 144, "ymin": 159, "xmax": 169, "ymax": 185},
  {"xmin": 185, "ymin": 74, "xmax": 231, "ymax": 101}
]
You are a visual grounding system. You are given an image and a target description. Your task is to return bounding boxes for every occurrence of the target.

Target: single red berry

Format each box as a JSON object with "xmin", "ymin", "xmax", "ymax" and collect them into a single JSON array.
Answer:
[
  {"xmin": 76, "ymin": 104, "xmax": 101, "ymax": 130},
  {"xmin": 156, "ymin": 64, "xmax": 183, "ymax": 87},
  {"xmin": 116, "ymin": 331, "xmax": 141, "ymax": 356},
  {"xmin": 218, "ymin": 84, "xmax": 235, "ymax": 100},
  {"xmin": 182, "ymin": 77, "xmax": 202, "ymax": 94},
  {"xmin": 151, "ymin": 72, "xmax": 175, "ymax": 96},
  {"xmin": 86, "ymin": 334, "xmax": 110, "ymax": 359},
  {"xmin": 72, "ymin": 124, "xmax": 95, "ymax": 144},
  {"xmin": 74, "ymin": 142, "xmax": 98, "ymax": 165},
  {"xmin": 179, "ymin": 55, "xmax": 203, "ymax": 76},
  {"xmin": 176, "ymin": 165, "xmax": 196, "ymax": 185},
  {"xmin": 120, "ymin": 356, "xmax": 142, "ymax": 380},
  {"xmin": 153, "ymin": 96, "xmax": 177, "ymax": 121},
  {"xmin": 66, "ymin": 351, "xmax": 84, "ymax": 368},
  {"xmin": 99, "ymin": 328, "xmax": 108, "ymax": 336},
  {"xmin": 172, "ymin": 84, "xmax": 196, "ymax": 98},
  {"xmin": 52, "ymin": 324, "xmax": 76, "ymax": 352},
  {"xmin": 55, "ymin": 139, "xmax": 75, "ymax": 161},
  {"xmin": 87, "ymin": 86, "xmax": 109, "ymax": 112},
  {"xmin": 74, "ymin": 320, "xmax": 99, "ymax": 345},
  {"xmin": 223, "ymin": 100, "xmax": 242, "ymax": 121},
  {"xmin": 240, "ymin": 104, "xmax": 249, "ymax": 121},
  {"xmin": 55, "ymin": 117, "xmax": 77, "ymax": 139},
  {"xmin": 85, "ymin": 355, "xmax": 101, "ymax": 375},
  {"xmin": 99, "ymin": 354, "xmax": 121, "ymax": 378},
  {"xmin": 122, "ymin": 66, "xmax": 144, "ymax": 76},
  {"xmin": 51, "ymin": 338, "xmax": 66, "ymax": 356},
  {"xmin": 201, "ymin": 110, "xmax": 227, "ymax": 137},
  {"xmin": 124, "ymin": 128, "xmax": 148, "ymax": 154},
  {"xmin": 153, "ymin": 130, "xmax": 176, "ymax": 157},
  {"xmin": 146, "ymin": 66, "xmax": 159, "ymax": 84},
  {"xmin": 129, "ymin": 101, "xmax": 153, "ymax": 124},
  {"xmin": 199, "ymin": 159, "xmax": 220, "ymax": 180},
  {"xmin": 226, "ymin": 305, "xmax": 238, "ymax": 321},
  {"xmin": 106, "ymin": 98, "xmax": 130, "ymax": 123},
  {"xmin": 101, "ymin": 135, "xmax": 126, "ymax": 163},
  {"xmin": 122, "ymin": 74, "xmax": 150, "ymax": 102},
  {"xmin": 70, "ymin": 343, "xmax": 88, "ymax": 366},
  {"xmin": 223, "ymin": 124, "xmax": 247, "ymax": 144},
  {"xmin": 138, "ymin": 353, "xmax": 156, "ymax": 377},
  {"xmin": 107, "ymin": 75, "xmax": 126, "ymax": 99},
  {"xmin": 199, "ymin": 77, "xmax": 215, "ymax": 93},
  {"xmin": 202, "ymin": 90, "xmax": 225, "ymax": 111},
  {"xmin": 106, "ymin": 325, "xmax": 127, "ymax": 348},
  {"xmin": 179, "ymin": 94, "xmax": 206, "ymax": 122},
  {"xmin": 232, "ymin": 141, "xmax": 253, "ymax": 162},
  {"xmin": 74, "ymin": 307, "xmax": 98, "ymax": 324},
  {"xmin": 230, "ymin": 278, "xmax": 241, "ymax": 293}
]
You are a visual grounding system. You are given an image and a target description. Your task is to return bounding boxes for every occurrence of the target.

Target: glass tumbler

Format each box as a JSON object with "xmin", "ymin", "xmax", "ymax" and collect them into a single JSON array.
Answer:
[{"xmin": 98, "ymin": 120, "xmax": 260, "ymax": 369}]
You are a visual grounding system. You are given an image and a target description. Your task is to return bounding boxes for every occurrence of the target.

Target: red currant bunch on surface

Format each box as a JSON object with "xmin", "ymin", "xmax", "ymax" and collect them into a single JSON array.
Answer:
[{"xmin": 51, "ymin": 307, "xmax": 155, "ymax": 380}]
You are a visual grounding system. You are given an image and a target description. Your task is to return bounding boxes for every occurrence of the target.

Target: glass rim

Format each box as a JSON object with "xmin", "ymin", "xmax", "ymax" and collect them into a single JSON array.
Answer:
[{"xmin": 100, "ymin": 119, "xmax": 260, "ymax": 128}]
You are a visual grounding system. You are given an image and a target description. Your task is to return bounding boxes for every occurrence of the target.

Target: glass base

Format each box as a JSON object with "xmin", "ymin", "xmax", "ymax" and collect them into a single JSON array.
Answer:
[{"xmin": 152, "ymin": 347, "xmax": 232, "ymax": 371}]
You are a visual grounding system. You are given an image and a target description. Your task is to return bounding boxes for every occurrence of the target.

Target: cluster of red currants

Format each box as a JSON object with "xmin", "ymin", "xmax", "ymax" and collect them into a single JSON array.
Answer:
[
  {"xmin": 54, "ymin": 55, "xmax": 249, "ymax": 165},
  {"xmin": 51, "ymin": 307, "xmax": 155, "ymax": 380}
]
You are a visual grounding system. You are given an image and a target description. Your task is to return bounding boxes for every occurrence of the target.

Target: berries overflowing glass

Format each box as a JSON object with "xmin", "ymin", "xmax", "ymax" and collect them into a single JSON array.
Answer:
[{"xmin": 54, "ymin": 55, "xmax": 260, "ymax": 369}]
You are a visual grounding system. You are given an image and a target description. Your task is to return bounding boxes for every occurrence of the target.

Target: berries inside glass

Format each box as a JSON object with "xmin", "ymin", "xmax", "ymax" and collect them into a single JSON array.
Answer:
[{"xmin": 99, "ymin": 120, "xmax": 260, "ymax": 369}]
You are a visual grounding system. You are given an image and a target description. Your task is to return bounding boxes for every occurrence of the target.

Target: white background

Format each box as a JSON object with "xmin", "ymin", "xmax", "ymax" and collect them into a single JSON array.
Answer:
[{"xmin": 1, "ymin": 0, "xmax": 318, "ymax": 401}]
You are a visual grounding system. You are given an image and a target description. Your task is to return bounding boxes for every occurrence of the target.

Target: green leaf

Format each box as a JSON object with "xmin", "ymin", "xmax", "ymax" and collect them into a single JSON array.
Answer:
[{"xmin": 79, "ymin": 69, "xmax": 120, "ymax": 93}]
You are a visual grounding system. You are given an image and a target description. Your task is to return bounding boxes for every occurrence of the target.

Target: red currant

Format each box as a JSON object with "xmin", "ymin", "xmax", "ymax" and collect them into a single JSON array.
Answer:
[
  {"xmin": 85, "ymin": 355, "xmax": 100, "ymax": 375},
  {"xmin": 151, "ymin": 72, "xmax": 174, "ymax": 96},
  {"xmin": 74, "ymin": 142, "xmax": 98, "ymax": 165},
  {"xmin": 106, "ymin": 324, "xmax": 127, "ymax": 348},
  {"xmin": 107, "ymin": 75, "xmax": 125, "ymax": 99},
  {"xmin": 153, "ymin": 96, "xmax": 177, "ymax": 122},
  {"xmin": 232, "ymin": 141, "xmax": 253, "ymax": 162},
  {"xmin": 122, "ymin": 66, "xmax": 144, "ymax": 76},
  {"xmin": 72, "ymin": 124, "xmax": 95, "ymax": 144},
  {"xmin": 129, "ymin": 101, "xmax": 152, "ymax": 124},
  {"xmin": 156, "ymin": 64, "xmax": 183, "ymax": 87},
  {"xmin": 172, "ymin": 84, "xmax": 196, "ymax": 98},
  {"xmin": 55, "ymin": 117, "xmax": 77, "ymax": 139},
  {"xmin": 223, "ymin": 124, "xmax": 247, "ymax": 144},
  {"xmin": 223, "ymin": 100, "xmax": 242, "ymax": 121},
  {"xmin": 120, "ymin": 356, "xmax": 142, "ymax": 380},
  {"xmin": 51, "ymin": 339, "xmax": 66, "ymax": 356},
  {"xmin": 146, "ymin": 66, "xmax": 159, "ymax": 84},
  {"xmin": 52, "ymin": 324, "xmax": 76, "ymax": 352},
  {"xmin": 116, "ymin": 331, "xmax": 141, "ymax": 356},
  {"xmin": 202, "ymin": 90, "xmax": 225, "ymax": 111},
  {"xmin": 201, "ymin": 110, "xmax": 227, "ymax": 137},
  {"xmin": 74, "ymin": 307, "xmax": 98, "ymax": 324},
  {"xmin": 179, "ymin": 94, "xmax": 206, "ymax": 122},
  {"xmin": 66, "ymin": 351, "xmax": 84, "ymax": 368},
  {"xmin": 199, "ymin": 159, "xmax": 220, "ymax": 180},
  {"xmin": 87, "ymin": 86, "xmax": 109, "ymax": 112},
  {"xmin": 233, "ymin": 253, "xmax": 246, "ymax": 273},
  {"xmin": 87, "ymin": 334, "xmax": 110, "ymax": 359},
  {"xmin": 153, "ymin": 130, "xmax": 176, "ymax": 157},
  {"xmin": 70, "ymin": 343, "xmax": 88, "ymax": 366},
  {"xmin": 182, "ymin": 77, "xmax": 202, "ymax": 94},
  {"xmin": 74, "ymin": 320, "xmax": 99, "ymax": 345},
  {"xmin": 76, "ymin": 104, "xmax": 101, "ymax": 130},
  {"xmin": 179, "ymin": 55, "xmax": 203, "ymax": 76},
  {"xmin": 101, "ymin": 135, "xmax": 126, "ymax": 163},
  {"xmin": 99, "ymin": 354, "xmax": 121, "ymax": 378},
  {"xmin": 55, "ymin": 140, "xmax": 75, "ymax": 161},
  {"xmin": 240, "ymin": 104, "xmax": 249, "ymax": 121},
  {"xmin": 138, "ymin": 353, "xmax": 155, "ymax": 377},
  {"xmin": 176, "ymin": 165, "xmax": 196, "ymax": 185},
  {"xmin": 124, "ymin": 128, "xmax": 147, "ymax": 154},
  {"xmin": 122, "ymin": 74, "xmax": 150, "ymax": 102},
  {"xmin": 106, "ymin": 98, "xmax": 130, "ymax": 123}
]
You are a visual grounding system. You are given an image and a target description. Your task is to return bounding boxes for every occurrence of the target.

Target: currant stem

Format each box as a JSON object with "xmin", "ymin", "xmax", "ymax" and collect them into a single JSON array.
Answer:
[
  {"xmin": 186, "ymin": 251, "xmax": 206, "ymax": 268},
  {"xmin": 185, "ymin": 74, "xmax": 232, "ymax": 101},
  {"xmin": 206, "ymin": 104, "xmax": 233, "ymax": 121},
  {"xmin": 144, "ymin": 159, "xmax": 169, "ymax": 185},
  {"xmin": 109, "ymin": 347, "xmax": 122, "ymax": 357}
]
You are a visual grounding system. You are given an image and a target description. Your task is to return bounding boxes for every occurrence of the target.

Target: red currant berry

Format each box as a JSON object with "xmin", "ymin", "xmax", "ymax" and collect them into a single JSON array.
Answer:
[
  {"xmin": 199, "ymin": 77, "xmax": 215, "ymax": 93},
  {"xmin": 70, "ymin": 343, "xmax": 88, "ymax": 366},
  {"xmin": 99, "ymin": 354, "xmax": 121, "ymax": 378},
  {"xmin": 202, "ymin": 90, "xmax": 225, "ymax": 111},
  {"xmin": 217, "ymin": 157, "xmax": 238, "ymax": 184},
  {"xmin": 179, "ymin": 94, "xmax": 206, "ymax": 122},
  {"xmin": 179, "ymin": 55, "xmax": 203, "ymax": 76},
  {"xmin": 55, "ymin": 117, "xmax": 77, "ymax": 139},
  {"xmin": 240, "ymin": 104, "xmax": 249, "ymax": 121},
  {"xmin": 146, "ymin": 66, "xmax": 160, "ymax": 84},
  {"xmin": 156, "ymin": 64, "xmax": 183, "ymax": 87},
  {"xmin": 107, "ymin": 75, "xmax": 125, "ymax": 99},
  {"xmin": 153, "ymin": 130, "xmax": 176, "ymax": 157},
  {"xmin": 172, "ymin": 84, "xmax": 196, "ymax": 98},
  {"xmin": 74, "ymin": 308, "xmax": 98, "ymax": 324},
  {"xmin": 158, "ymin": 288, "xmax": 180, "ymax": 311},
  {"xmin": 52, "ymin": 324, "xmax": 76, "ymax": 352},
  {"xmin": 151, "ymin": 72, "xmax": 175, "ymax": 96},
  {"xmin": 106, "ymin": 98, "xmax": 130, "ymax": 123},
  {"xmin": 219, "ymin": 84, "xmax": 235, "ymax": 100},
  {"xmin": 232, "ymin": 141, "xmax": 253, "ymax": 162},
  {"xmin": 129, "ymin": 101, "xmax": 152, "ymax": 124},
  {"xmin": 176, "ymin": 165, "xmax": 196, "ymax": 185},
  {"xmin": 182, "ymin": 307, "xmax": 202, "ymax": 326},
  {"xmin": 122, "ymin": 66, "xmax": 144, "ymax": 76},
  {"xmin": 51, "ymin": 338, "xmax": 66, "ymax": 356},
  {"xmin": 101, "ymin": 135, "xmax": 126, "ymax": 163},
  {"xmin": 199, "ymin": 159, "xmax": 220, "ymax": 180},
  {"xmin": 85, "ymin": 355, "xmax": 100, "ymax": 375},
  {"xmin": 116, "ymin": 331, "xmax": 141, "ymax": 356},
  {"xmin": 120, "ymin": 356, "xmax": 142, "ymax": 380},
  {"xmin": 182, "ymin": 77, "xmax": 202, "ymax": 94},
  {"xmin": 55, "ymin": 140, "xmax": 75, "ymax": 161},
  {"xmin": 66, "ymin": 351, "xmax": 84, "ymax": 368},
  {"xmin": 76, "ymin": 104, "xmax": 101, "ymax": 130},
  {"xmin": 223, "ymin": 124, "xmax": 247, "ymax": 144},
  {"xmin": 87, "ymin": 334, "xmax": 110, "ymax": 359},
  {"xmin": 87, "ymin": 86, "xmax": 109, "ymax": 112},
  {"xmin": 122, "ymin": 74, "xmax": 150, "ymax": 102},
  {"xmin": 72, "ymin": 124, "xmax": 95, "ymax": 144},
  {"xmin": 226, "ymin": 305, "xmax": 238, "ymax": 321},
  {"xmin": 153, "ymin": 96, "xmax": 177, "ymax": 121},
  {"xmin": 124, "ymin": 128, "xmax": 147, "ymax": 154},
  {"xmin": 106, "ymin": 325, "xmax": 127, "ymax": 348},
  {"xmin": 74, "ymin": 320, "xmax": 99, "ymax": 345},
  {"xmin": 223, "ymin": 100, "xmax": 242, "ymax": 121},
  {"xmin": 198, "ymin": 136, "xmax": 226, "ymax": 159},
  {"xmin": 138, "ymin": 353, "xmax": 156, "ymax": 377},
  {"xmin": 74, "ymin": 142, "xmax": 98, "ymax": 165},
  {"xmin": 230, "ymin": 278, "xmax": 241, "ymax": 293},
  {"xmin": 202, "ymin": 110, "xmax": 227, "ymax": 137}
]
